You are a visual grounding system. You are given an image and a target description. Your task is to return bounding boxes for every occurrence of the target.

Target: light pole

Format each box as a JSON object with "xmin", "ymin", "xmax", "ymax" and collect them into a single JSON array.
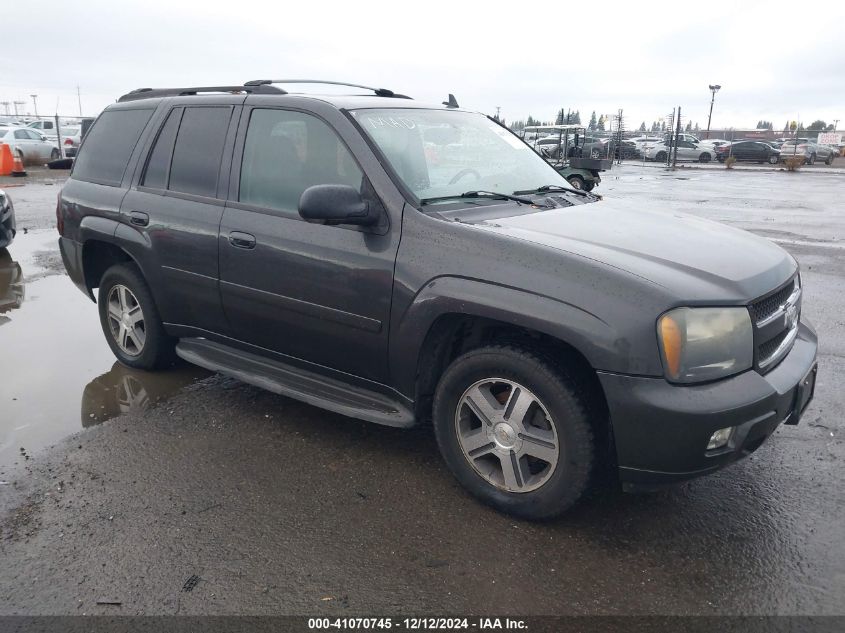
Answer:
[
  {"xmin": 30, "ymin": 94, "xmax": 38, "ymax": 119},
  {"xmin": 705, "ymin": 84, "xmax": 721, "ymax": 139},
  {"xmin": 13, "ymin": 100, "xmax": 26, "ymax": 117},
  {"xmin": 834, "ymin": 119, "xmax": 840, "ymax": 132}
]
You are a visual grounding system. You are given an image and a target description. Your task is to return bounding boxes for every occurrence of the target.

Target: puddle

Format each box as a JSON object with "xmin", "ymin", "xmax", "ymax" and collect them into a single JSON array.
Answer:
[{"xmin": 0, "ymin": 229, "xmax": 209, "ymax": 469}]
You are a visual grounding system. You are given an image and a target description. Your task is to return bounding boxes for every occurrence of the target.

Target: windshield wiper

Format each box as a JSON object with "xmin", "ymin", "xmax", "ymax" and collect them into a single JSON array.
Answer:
[
  {"xmin": 513, "ymin": 184, "xmax": 588, "ymax": 197},
  {"xmin": 420, "ymin": 190, "xmax": 540, "ymax": 206}
]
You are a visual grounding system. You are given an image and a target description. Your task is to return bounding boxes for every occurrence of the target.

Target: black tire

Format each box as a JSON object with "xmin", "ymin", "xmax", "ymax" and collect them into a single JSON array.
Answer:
[
  {"xmin": 825, "ymin": 153, "xmax": 833, "ymax": 165},
  {"xmin": 567, "ymin": 175, "xmax": 585, "ymax": 190},
  {"xmin": 583, "ymin": 181, "xmax": 596, "ymax": 192},
  {"xmin": 699, "ymin": 152, "xmax": 711, "ymax": 163},
  {"xmin": 808, "ymin": 154, "xmax": 816, "ymax": 165},
  {"xmin": 50, "ymin": 148, "xmax": 60, "ymax": 160},
  {"xmin": 768, "ymin": 155, "xmax": 779, "ymax": 164},
  {"xmin": 432, "ymin": 345, "xmax": 595, "ymax": 519},
  {"xmin": 655, "ymin": 151, "xmax": 667, "ymax": 162},
  {"xmin": 97, "ymin": 263, "xmax": 176, "ymax": 370}
]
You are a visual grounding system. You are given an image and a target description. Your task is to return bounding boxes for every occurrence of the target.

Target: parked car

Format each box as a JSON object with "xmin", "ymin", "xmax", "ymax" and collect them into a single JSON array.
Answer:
[
  {"xmin": 58, "ymin": 80, "xmax": 817, "ymax": 519},
  {"xmin": 0, "ymin": 188, "xmax": 15, "ymax": 248},
  {"xmin": 716, "ymin": 141, "xmax": 781, "ymax": 164},
  {"xmin": 614, "ymin": 139, "xmax": 641, "ymax": 159},
  {"xmin": 0, "ymin": 127, "xmax": 61, "ymax": 164},
  {"xmin": 643, "ymin": 139, "xmax": 714, "ymax": 162},
  {"xmin": 60, "ymin": 126, "xmax": 82, "ymax": 157},
  {"xmin": 779, "ymin": 139, "xmax": 837, "ymax": 165}
]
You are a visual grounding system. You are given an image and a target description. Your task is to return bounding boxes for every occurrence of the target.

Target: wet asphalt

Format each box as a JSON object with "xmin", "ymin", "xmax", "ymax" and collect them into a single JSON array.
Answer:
[{"xmin": 0, "ymin": 164, "xmax": 843, "ymax": 615}]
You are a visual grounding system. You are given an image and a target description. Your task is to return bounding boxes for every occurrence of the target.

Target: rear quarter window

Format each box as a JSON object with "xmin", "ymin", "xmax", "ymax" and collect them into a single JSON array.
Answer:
[{"xmin": 72, "ymin": 108, "xmax": 154, "ymax": 186}]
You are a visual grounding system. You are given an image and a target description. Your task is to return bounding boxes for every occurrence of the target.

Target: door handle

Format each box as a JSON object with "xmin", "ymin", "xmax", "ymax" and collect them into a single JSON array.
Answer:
[
  {"xmin": 129, "ymin": 211, "xmax": 149, "ymax": 227},
  {"xmin": 229, "ymin": 231, "xmax": 256, "ymax": 249}
]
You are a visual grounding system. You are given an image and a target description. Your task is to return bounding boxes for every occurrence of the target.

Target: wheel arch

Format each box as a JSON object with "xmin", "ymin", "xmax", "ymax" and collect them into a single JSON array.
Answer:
[
  {"xmin": 78, "ymin": 216, "xmax": 158, "ymax": 303},
  {"xmin": 392, "ymin": 277, "xmax": 616, "ymax": 424},
  {"xmin": 81, "ymin": 239, "xmax": 134, "ymax": 300}
]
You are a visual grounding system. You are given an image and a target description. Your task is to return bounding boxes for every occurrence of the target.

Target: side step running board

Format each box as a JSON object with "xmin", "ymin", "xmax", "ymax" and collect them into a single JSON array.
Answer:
[{"xmin": 176, "ymin": 338, "xmax": 415, "ymax": 428}]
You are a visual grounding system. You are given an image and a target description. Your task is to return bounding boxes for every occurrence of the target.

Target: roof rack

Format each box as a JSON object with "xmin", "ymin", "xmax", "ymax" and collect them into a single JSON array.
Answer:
[
  {"xmin": 117, "ymin": 84, "xmax": 285, "ymax": 103},
  {"xmin": 244, "ymin": 79, "xmax": 412, "ymax": 99}
]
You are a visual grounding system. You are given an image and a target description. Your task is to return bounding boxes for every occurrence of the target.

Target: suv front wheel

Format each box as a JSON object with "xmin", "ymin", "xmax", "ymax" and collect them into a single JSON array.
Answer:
[
  {"xmin": 433, "ymin": 345, "xmax": 595, "ymax": 519},
  {"xmin": 98, "ymin": 263, "xmax": 176, "ymax": 370}
]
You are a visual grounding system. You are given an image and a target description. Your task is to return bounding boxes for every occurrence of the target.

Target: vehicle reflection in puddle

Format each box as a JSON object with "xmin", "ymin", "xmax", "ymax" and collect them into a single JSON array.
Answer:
[
  {"xmin": 0, "ymin": 230, "xmax": 210, "ymax": 469},
  {"xmin": 82, "ymin": 362, "xmax": 209, "ymax": 427}
]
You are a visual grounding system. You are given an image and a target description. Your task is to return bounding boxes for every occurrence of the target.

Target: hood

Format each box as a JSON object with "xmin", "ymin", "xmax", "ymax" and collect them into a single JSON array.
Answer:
[{"xmin": 469, "ymin": 197, "xmax": 796, "ymax": 302}]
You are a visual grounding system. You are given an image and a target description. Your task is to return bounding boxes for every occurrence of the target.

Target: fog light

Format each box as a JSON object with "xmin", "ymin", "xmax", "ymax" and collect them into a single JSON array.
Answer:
[{"xmin": 707, "ymin": 427, "xmax": 734, "ymax": 450}]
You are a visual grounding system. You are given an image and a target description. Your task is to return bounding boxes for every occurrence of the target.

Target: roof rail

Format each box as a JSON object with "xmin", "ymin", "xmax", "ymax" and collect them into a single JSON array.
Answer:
[
  {"xmin": 117, "ymin": 84, "xmax": 285, "ymax": 103},
  {"xmin": 244, "ymin": 79, "xmax": 411, "ymax": 99}
]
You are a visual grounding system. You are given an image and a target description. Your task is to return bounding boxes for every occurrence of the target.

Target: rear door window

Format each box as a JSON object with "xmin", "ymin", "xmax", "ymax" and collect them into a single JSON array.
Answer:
[
  {"xmin": 167, "ymin": 106, "xmax": 232, "ymax": 198},
  {"xmin": 73, "ymin": 108, "xmax": 154, "ymax": 186}
]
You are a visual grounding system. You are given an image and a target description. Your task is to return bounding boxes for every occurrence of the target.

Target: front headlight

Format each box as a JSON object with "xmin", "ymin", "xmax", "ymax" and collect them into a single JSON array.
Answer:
[{"xmin": 657, "ymin": 307, "xmax": 753, "ymax": 383}]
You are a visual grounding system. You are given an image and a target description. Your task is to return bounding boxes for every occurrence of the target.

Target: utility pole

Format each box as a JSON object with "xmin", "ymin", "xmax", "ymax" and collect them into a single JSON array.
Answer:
[
  {"xmin": 705, "ymin": 84, "xmax": 721, "ymax": 139},
  {"xmin": 13, "ymin": 100, "xmax": 26, "ymax": 117},
  {"xmin": 77, "ymin": 85, "xmax": 83, "ymax": 116},
  {"xmin": 834, "ymin": 119, "xmax": 840, "ymax": 132},
  {"xmin": 0, "ymin": 101, "xmax": 9, "ymax": 115},
  {"xmin": 672, "ymin": 106, "xmax": 682, "ymax": 168},
  {"xmin": 30, "ymin": 94, "xmax": 38, "ymax": 119}
]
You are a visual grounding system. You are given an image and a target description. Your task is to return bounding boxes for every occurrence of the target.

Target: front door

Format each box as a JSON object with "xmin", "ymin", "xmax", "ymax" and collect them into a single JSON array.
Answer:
[{"xmin": 219, "ymin": 107, "xmax": 399, "ymax": 383}]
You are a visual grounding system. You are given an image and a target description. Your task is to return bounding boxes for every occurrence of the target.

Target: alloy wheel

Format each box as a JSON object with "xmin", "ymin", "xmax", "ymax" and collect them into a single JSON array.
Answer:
[
  {"xmin": 106, "ymin": 284, "xmax": 146, "ymax": 356},
  {"xmin": 454, "ymin": 378, "xmax": 560, "ymax": 493}
]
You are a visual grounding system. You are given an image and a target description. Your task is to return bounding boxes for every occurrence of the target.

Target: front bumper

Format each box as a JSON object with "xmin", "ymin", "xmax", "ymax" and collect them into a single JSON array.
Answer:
[{"xmin": 598, "ymin": 320, "xmax": 818, "ymax": 490}]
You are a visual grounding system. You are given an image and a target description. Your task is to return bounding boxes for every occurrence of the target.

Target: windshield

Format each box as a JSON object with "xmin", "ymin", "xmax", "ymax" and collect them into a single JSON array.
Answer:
[{"xmin": 351, "ymin": 109, "xmax": 570, "ymax": 203}]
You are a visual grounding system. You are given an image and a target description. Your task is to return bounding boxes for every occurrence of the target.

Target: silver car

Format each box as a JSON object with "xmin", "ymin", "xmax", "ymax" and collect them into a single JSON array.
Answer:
[
  {"xmin": 0, "ymin": 127, "xmax": 61, "ymax": 164},
  {"xmin": 643, "ymin": 139, "xmax": 714, "ymax": 162},
  {"xmin": 779, "ymin": 139, "xmax": 837, "ymax": 165}
]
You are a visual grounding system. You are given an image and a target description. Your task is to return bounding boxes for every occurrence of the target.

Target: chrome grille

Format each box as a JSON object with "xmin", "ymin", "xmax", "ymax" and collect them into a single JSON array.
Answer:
[
  {"xmin": 751, "ymin": 275, "xmax": 801, "ymax": 372},
  {"xmin": 750, "ymin": 278, "xmax": 795, "ymax": 323}
]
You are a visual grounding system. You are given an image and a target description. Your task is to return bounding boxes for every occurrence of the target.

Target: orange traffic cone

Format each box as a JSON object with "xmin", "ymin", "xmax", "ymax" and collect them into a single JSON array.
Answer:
[
  {"xmin": 0, "ymin": 143, "xmax": 13, "ymax": 176},
  {"xmin": 11, "ymin": 152, "xmax": 26, "ymax": 177}
]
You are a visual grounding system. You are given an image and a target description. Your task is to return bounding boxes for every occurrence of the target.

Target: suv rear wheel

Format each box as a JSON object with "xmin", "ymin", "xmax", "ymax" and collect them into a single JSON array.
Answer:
[
  {"xmin": 98, "ymin": 263, "xmax": 176, "ymax": 370},
  {"xmin": 433, "ymin": 345, "xmax": 595, "ymax": 519}
]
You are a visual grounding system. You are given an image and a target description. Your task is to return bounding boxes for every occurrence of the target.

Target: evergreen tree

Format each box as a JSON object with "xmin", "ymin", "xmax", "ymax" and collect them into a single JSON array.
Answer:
[
  {"xmin": 660, "ymin": 121, "xmax": 666, "ymax": 132},
  {"xmin": 573, "ymin": 110, "xmax": 581, "ymax": 125},
  {"xmin": 588, "ymin": 111, "xmax": 597, "ymax": 131},
  {"xmin": 685, "ymin": 121, "xmax": 692, "ymax": 131},
  {"xmin": 638, "ymin": 121, "xmax": 646, "ymax": 132},
  {"xmin": 597, "ymin": 115, "xmax": 605, "ymax": 131}
]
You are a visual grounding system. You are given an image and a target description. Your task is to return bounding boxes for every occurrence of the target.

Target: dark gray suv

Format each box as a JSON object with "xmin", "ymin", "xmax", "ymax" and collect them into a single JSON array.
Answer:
[{"xmin": 57, "ymin": 81, "xmax": 818, "ymax": 519}]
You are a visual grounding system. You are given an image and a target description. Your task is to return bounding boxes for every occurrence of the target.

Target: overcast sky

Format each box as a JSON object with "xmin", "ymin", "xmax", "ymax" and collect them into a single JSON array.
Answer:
[{"xmin": 1, "ymin": 0, "xmax": 843, "ymax": 132}]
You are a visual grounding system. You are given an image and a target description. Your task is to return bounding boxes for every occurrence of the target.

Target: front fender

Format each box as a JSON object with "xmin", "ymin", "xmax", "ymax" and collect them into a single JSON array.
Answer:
[{"xmin": 390, "ymin": 276, "xmax": 624, "ymax": 398}]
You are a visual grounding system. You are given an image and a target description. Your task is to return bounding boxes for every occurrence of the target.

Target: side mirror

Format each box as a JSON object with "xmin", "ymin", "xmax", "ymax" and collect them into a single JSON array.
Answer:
[
  {"xmin": 40, "ymin": 134, "xmax": 48, "ymax": 141},
  {"xmin": 298, "ymin": 184, "xmax": 378, "ymax": 226}
]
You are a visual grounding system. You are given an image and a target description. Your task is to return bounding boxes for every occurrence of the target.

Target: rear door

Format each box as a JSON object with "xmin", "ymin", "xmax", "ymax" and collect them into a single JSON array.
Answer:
[
  {"xmin": 119, "ymin": 103, "xmax": 238, "ymax": 335},
  {"xmin": 218, "ymin": 104, "xmax": 400, "ymax": 383}
]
